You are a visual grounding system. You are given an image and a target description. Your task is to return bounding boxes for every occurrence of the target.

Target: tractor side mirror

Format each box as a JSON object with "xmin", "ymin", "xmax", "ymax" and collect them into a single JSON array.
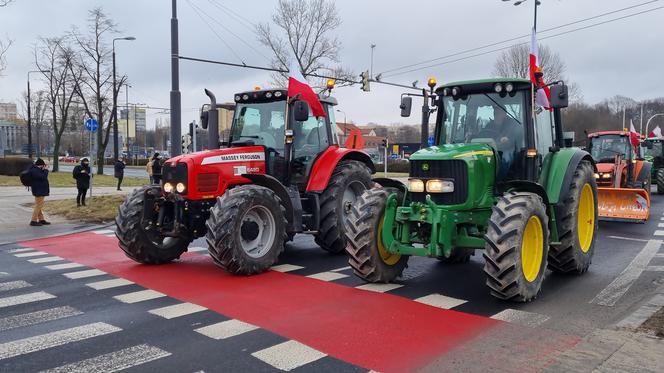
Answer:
[
  {"xmin": 642, "ymin": 140, "xmax": 653, "ymax": 149},
  {"xmin": 200, "ymin": 109, "xmax": 209, "ymax": 129},
  {"xmin": 400, "ymin": 96, "xmax": 412, "ymax": 117},
  {"xmin": 550, "ymin": 84, "xmax": 569, "ymax": 109},
  {"xmin": 293, "ymin": 101, "xmax": 310, "ymax": 122}
]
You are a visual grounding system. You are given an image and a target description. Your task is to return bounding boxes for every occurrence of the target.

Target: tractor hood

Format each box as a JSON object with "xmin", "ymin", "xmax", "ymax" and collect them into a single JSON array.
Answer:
[
  {"xmin": 410, "ymin": 143, "xmax": 495, "ymax": 161},
  {"xmin": 165, "ymin": 146, "xmax": 266, "ymax": 168},
  {"xmin": 596, "ymin": 163, "xmax": 616, "ymax": 174}
]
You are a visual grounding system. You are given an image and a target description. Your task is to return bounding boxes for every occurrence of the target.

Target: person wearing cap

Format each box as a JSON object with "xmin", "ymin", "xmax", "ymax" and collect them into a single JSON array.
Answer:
[
  {"xmin": 114, "ymin": 157, "xmax": 126, "ymax": 191},
  {"xmin": 151, "ymin": 153, "xmax": 162, "ymax": 184},
  {"xmin": 73, "ymin": 157, "xmax": 91, "ymax": 206},
  {"xmin": 29, "ymin": 158, "xmax": 50, "ymax": 226}
]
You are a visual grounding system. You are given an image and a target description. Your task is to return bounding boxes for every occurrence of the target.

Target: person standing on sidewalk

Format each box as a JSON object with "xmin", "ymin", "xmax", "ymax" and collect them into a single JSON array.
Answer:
[
  {"xmin": 29, "ymin": 158, "xmax": 50, "ymax": 226},
  {"xmin": 72, "ymin": 157, "xmax": 91, "ymax": 207},
  {"xmin": 151, "ymin": 153, "xmax": 162, "ymax": 184},
  {"xmin": 145, "ymin": 156, "xmax": 154, "ymax": 184},
  {"xmin": 114, "ymin": 157, "xmax": 126, "ymax": 191}
]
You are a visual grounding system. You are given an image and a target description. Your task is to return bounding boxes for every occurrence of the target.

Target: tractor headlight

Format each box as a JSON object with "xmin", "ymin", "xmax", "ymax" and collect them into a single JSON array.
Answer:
[
  {"xmin": 427, "ymin": 179, "xmax": 454, "ymax": 193},
  {"xmin": 408, "ymin": 179, "xmax": 425, "ymax": 193},
  {"xmin": 163, "ymin": 182, "xmax": 174, "ymax": 193},
  {"xmin": 505, "ymin": 82, "xmax": 514, "ymax": 93},
  {"xmin": 176, "ymin": 182, "xmax": 186, "ymax": 193},
  {"xmin": 601, "ymin": 173, "xmax": 611, "ymax": 179},
  {"xmin": 494, "ymin": 83, "xmax": 503, "ymax": 93},
  {"xmin": 594, "ymin": 173, "xmax": 600, "ymax": 179}
]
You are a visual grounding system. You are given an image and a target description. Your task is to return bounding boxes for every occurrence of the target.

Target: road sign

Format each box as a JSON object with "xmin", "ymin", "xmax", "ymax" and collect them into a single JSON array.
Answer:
[
  {"xmin": 390, "ymin": 154, "xmax": 398, "ymax": 160},
  {"xmin": 85, "ymin": 118, "xmax": 98, "ymax": 132},
  {"xmin": 428, "ymin": 136, "xmax": 434, "ymax": 146}
]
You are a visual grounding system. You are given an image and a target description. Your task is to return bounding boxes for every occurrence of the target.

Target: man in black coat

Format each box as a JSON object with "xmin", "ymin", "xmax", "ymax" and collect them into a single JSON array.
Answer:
[
  {"xmin": 114, "ymin": 157, "xmax": 126, "ymax": 191},
  {"xmin": 29, "ymin": 158, "xmax": 50, "ymax": 226},
  {"xmin": 73, "ymin": 158, "xmax": 91, "ymax": 206},
  {"xmin": 151, "ymin": 153, "xmax": 162, "ymax": 184}
]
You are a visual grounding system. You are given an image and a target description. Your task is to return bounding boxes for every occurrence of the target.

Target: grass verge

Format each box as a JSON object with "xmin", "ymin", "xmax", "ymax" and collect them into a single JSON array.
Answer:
[
  {"xmin": 43, "ymin": 194, "xmax": 125, "ymax": 223},
  {"xmin": 0, "ymin": 172, "xmax": 147, "ymax": 187}
]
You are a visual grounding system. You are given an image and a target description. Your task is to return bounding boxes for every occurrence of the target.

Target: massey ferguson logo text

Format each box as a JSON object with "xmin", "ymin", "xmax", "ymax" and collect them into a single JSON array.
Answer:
[{"xmin": 201, "ymin": 152, "xmax": 265, "ymax": 165}]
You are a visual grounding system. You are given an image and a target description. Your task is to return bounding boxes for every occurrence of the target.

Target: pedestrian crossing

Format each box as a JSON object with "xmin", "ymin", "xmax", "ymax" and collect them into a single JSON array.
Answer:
[{"xmin": 0, "ymin": 231, "xmax": 559, "ymax": 372}]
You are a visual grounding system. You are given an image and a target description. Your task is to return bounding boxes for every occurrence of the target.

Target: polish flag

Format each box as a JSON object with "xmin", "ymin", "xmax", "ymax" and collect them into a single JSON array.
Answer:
[
  {"xmin": 648, "ymin": 125, "xmax": 662, "ymax": 139},
  {"xmin": 629, "ymin": 120, "xmax": 640, "ymax": 147},
  {"xmin": 529, "ymin": 28, "xmax": 551, "ymax": 108},
  {"xmin": 288, "ymin": 60, "xmax": 326, "ymax": 118}
]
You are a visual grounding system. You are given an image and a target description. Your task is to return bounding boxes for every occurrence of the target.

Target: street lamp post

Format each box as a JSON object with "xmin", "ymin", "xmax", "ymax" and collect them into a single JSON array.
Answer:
[
  {"xmin": 645, "ymin": 113, "xmax": 664, "ymax": 137},
  {"xmin": 27, "ymin": 70, "xmax": 50, "ymax": 159},
  {"xmin": 124, "ymin": 83, "xmax": 131, "ymax": 155},
  {"xmin": 112, "ymin": 36, "xmax": 136, "ymax": 162}
]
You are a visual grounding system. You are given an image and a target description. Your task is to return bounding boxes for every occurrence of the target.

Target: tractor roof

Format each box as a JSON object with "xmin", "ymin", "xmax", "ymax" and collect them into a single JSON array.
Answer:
[
  {"xmin": 234, "ymin": 88, "xmax": 338, "ymax": 105},
  {"xmin": 588, "ymin": 131, "xmax": 629, "ymax": 137},
  {"xmin": 436, "ymin": 78, "xmax": 531, "ymax": 94}
]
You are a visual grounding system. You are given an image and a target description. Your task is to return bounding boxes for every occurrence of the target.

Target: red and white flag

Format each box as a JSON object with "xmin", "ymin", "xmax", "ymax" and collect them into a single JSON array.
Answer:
[
  {"xmin": 630, "ymin": 120, "xmax": 640, "ymax": 147},
  {"xmin": 529, "ymin": 28, "xmax": 551, "ymax": 108},
  {"xmin": 288, "ymin": 61, "xmax": 326, "ymax": 118},
  {"xmin": 649, "ymin": 125, "xmax": 662, "ymax": 139}
]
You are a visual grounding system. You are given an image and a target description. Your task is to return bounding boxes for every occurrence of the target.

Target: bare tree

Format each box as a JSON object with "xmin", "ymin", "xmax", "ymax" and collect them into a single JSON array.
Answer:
[
  {"xmin": 34, "ymin": 36, "xmax": 79, "ymax": 171},
  {"xmin": 256, "ymin": 0, "xmax": 353, "ymax": 89},
  {"xmin": 0, "ymin": 0, "xmax": 14, "ymax": 76},
  {"xmin": 71, "ymin": 7, "xmax": 125, "ymax": 174},
  {"xmin": 492, "ymin": 43, "xmax": 581, "ymax": 100}
]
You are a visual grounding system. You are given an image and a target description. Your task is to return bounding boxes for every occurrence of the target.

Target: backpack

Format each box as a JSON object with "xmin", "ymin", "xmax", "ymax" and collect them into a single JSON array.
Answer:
[{"xmin": 20, "ymin": 168, "xmax": 33, "ymax": 187}]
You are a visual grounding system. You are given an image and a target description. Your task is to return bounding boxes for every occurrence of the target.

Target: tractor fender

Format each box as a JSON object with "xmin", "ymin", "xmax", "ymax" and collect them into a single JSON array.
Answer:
[
  {"xmin": 372, "ymin": 177, "xmax": 407, "ymax": 194},
  {"xmin": 540, "ymin": 148, "xmax": 596, "ymax": 206},
  {"xmin": 503, "ymin": 180, "xmax": 550, "ymax": 206},
  {"xmin": 240, "ymin": 173, "xmax": 299, "ymax": 232},
  {"xmin": 635, "ymin": 161, "xmax": 652, "ymax": 183},
  {"xmin": 306, "ymin": 145, "xmax": 376, "ymax": 192}
]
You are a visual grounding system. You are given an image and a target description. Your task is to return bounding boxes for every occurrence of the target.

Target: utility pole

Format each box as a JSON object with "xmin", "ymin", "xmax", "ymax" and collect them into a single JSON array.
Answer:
[
  {"xmin": 170, "ymin": 0, "xmax": 181, "ymax": 157},
  {"xmin": 640, "ymin": 102, "xmax": 644, "ymax": 134}
]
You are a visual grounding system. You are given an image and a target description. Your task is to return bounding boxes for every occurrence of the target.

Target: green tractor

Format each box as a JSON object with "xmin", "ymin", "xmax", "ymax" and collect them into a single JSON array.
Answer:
[
  {"xmin": 345, "ymin": 78, "xmax": 598, "ymax": 302},
  {"xmin": 642, "ymin": 137, "xmax": 664, "ymax": 194}
]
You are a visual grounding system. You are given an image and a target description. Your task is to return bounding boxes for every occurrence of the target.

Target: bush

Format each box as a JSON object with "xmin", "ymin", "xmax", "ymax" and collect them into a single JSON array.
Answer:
[
  {"xmin": 0, "ymin": 157, "xmax": 34, "ymax": 176},
  {"xmin": 375, "ymin": 159, "xmax": 410, "ymax": 173}
]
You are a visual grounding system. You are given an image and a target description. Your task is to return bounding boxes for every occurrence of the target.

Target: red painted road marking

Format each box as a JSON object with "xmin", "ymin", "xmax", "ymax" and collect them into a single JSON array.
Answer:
[{"xmin": 23, "ymin": 232, "xmax": 498, "ymax": 372}]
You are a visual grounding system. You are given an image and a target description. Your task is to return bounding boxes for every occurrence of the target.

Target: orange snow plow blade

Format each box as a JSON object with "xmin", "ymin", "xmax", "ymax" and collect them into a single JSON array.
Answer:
[{"xmin": 597, "ymin": 187, "xmax": 650, "ymax": 222}]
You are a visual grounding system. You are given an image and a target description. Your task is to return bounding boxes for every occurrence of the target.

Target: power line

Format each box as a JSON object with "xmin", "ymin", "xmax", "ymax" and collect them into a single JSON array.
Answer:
[
  {"xmin": 382, "ymin": 4, "xmax": 664, "ymax": 79},
  {"xmin": 378, "ymin": 0, "xmax": 661, "ymax": 77},
  {"xmin": 186, "ymin": 0, "xmax": 247, "ymax": 64},
  {"xmin": 205, "ymin": 0, "xmax": 256, "ymax": 31},
  {"xmin": 188, "ymin": 0, "xmax": 269, "ymax": 60}
]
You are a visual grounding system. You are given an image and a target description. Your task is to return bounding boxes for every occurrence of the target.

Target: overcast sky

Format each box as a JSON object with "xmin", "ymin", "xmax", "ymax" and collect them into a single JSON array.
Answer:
[{"xmin": 1, "ymin": 0, "xmax": 662, "ymax": 131}]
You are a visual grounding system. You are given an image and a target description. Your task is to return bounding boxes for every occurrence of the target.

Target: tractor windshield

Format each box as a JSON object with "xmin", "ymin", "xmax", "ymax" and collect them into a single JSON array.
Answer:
[
  {"xmin": 644, "ymin": 140, "xmax": 662, "ymax": 159},
  {"xmin": 229, "ymin": 101, "xmax": 286, "ymax": 150},
  {"xmin": 589, "ymin": 135, "xmax": 629, "ymax": 163}
]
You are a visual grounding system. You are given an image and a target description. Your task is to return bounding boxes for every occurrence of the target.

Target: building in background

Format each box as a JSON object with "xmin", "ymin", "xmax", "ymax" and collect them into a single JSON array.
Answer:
[
  {"xmin": 0, "ymin": 102, "xmax": 18, "ymax": 121},
  {"xmin": 119, "ymin": 106, "xmax": 146, "ymax": 149},
  {"xmin": 0, "ymin": 119, "xmax": 26, "ymax": 154}
]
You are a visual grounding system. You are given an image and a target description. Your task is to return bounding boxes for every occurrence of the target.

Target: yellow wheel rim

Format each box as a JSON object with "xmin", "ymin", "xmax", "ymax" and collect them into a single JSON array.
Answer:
[
  {"xmin": 577, "ymin": 183, "xmax": 595, "ymax": 253},
  {"xmin": 377, "ymin": 219, "xmax": 401, "ymax": 266},
  {"xmin": 521, "ymin": 216, "xmax": 544, "ymax": 283}
]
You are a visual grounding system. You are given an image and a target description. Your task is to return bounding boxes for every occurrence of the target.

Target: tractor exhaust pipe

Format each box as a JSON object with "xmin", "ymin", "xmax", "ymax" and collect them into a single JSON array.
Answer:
[{"xmin": 205, "ymin": 89, "xmax": 219, "ymax": 150}]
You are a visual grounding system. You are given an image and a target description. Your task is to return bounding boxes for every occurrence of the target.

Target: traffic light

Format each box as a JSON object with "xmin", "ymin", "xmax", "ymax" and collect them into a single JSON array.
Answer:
[
  {"xmin": 360, "ymin": 70, "xmax": 370, "ymax": 92},
  {"xmin": 181, "ymin": 134, "xmax": 192, "ymax": 154},
  {"xmin": 381, "ymin": 138, "xmax": 388, "ymax": 148}
]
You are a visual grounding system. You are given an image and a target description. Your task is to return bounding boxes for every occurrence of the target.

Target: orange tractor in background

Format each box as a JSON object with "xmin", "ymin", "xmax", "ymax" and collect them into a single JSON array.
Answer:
[{"xmin": 587, "ymin": 130, "xmax": 651, "ymax": 222}]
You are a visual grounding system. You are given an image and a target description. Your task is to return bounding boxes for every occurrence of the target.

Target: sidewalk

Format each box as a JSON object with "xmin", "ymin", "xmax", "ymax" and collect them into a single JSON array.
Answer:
[{"xmin": 0, "ymin": 186, "xmax": 137, "ymax": 244}]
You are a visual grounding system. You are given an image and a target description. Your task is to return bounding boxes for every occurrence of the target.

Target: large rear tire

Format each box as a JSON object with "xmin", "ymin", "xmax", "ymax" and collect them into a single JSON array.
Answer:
[
  {"xmin": 483, "ymin": 192, "xmax": 549, "ymax": 302},
  {"xmin": 115, "ymin": 186, "xmax": 191, "ymax": 264},
  {"xmin": 315, "ymin": 160, "xmax": 372, "ymax": 254},
  {"xmin": 206, "ymin": 185, "xmax": 287, "ymax": 275},
  {"xmin": 656, "ymin": 169, "xmax": 664, "ymax": 194},
  {"xmin": 345, "ymin": 188, "xmax": 409, "ymax": 283},
  {"xmin": 548, "ymin": 160, "xmax": 597, "ymax": 274}
]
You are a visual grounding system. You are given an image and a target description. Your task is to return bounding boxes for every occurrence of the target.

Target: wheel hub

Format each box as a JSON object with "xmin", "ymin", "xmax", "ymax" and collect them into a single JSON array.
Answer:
[{"xmin": 241, "ymin": 220, "xmax": 260, "ymax": 241}]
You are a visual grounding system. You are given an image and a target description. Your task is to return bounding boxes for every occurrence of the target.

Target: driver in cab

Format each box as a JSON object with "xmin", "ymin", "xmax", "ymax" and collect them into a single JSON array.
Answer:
[{"xmin": 483, "ymin": 104, "xmax": 523, "ymax": 179}]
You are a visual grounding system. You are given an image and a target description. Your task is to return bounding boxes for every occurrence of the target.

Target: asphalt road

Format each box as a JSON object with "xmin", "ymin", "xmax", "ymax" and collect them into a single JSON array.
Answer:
[
  {"xmin": 1, "ymin": 191, "xmax": 663, "ymax": 371},
  {"xmin": 58, "ymin": 164, "xmax": 148, "ymax": 179}
]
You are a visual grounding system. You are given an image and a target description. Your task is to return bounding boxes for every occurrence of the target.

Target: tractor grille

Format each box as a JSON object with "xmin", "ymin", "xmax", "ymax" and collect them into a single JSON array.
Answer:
[
  {"xmin": 163, "ymin": 163, "xmax": 188, "ymax": 192},
  {"xmin": 409, "ymin": 160, "xmax": 468, "ymax": 205},
  {"xmin": 197, "ymin": 173, "xmax": 219, "ymax": 193}
]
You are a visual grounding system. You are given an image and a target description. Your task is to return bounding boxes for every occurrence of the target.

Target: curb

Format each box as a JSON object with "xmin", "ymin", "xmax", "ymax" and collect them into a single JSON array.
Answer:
[{"xmin": 0, "ymin": 222, "xmax": 115, "ymax": 247}]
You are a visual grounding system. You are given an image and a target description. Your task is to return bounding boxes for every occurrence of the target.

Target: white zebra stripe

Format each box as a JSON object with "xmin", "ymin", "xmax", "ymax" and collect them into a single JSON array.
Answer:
[
  {"xmin": 114, "ymin": 290, "xmax": 165, "ymax": 304},
  {"xmin": 0, "ymin": 322, "xmax": 121, "ymax": 360},
  {"xmin": 0, "ymin": 280, "xmax": 31, "ymax": 292},
  {"xmin": 63, "ymin": 269, "xmax": 106, "ymax": 279},
  {"xmin": 9, "ymin": 248, "xmax": 34, "ymax": 253},
  {"xmin": 14, "ymin": 251, "xmax": 48, "ymax": 258},
  {"xmin": 0, "ymin": 306, "xmax": 82, "ymax": 332},
  {"xmin": 41, "ymin": 344, "xmax": 171, "ymax": 373},
  {"xmin": 92, "ymin": 229, "xmax": 115, "ymax": 235},
  {"xmin": 148, "ymin": 303, "xmax": 207, "ymax": 319},
  {"xmin": 194, "ymin": 319, "xmax": 258, "ymax": 340},
  {"xmin": 45, "ymin": 263, "xmax": 84, "ymax": 271},
  {"xmin": 0, "ymin": 291, "xmax": 55, "ymax": 309},
  {"xmin": 251, "ymin": 340, "xmax": 326, "ymax": 371},
  {"xmin": 28, "ymin": 256, "xmax": 64, "ymax": 264},
  {"xmin": 86, "ymin": 278, "xmax": 134, "ymax": 290}
]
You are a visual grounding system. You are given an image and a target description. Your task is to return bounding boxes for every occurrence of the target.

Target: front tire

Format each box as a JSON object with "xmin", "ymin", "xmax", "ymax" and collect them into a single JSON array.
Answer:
[
  {"xmin": 548, "ymin": 160, "xmax": 597, "ymax": 274},
  {"xmin": 346, "ymin": 188, "xmax": 409, "ymax": 283},
  {"xmin": 115, "ymin": 186, "xmax": 191, "ymax": 264},
  {"xmin": 483, "ymin": 192, "xmax": 549, "ymax": 302},
  {"xmin": 315, "ymin": 160, "xmax": 372, "ymax": 254},
  {"xmin": 206, "ymin": 185, "xmax": 287, "ymax": 275},
  {"xmin": 656, "ymin": 169, "xmax": 664, "ymax": 194}
]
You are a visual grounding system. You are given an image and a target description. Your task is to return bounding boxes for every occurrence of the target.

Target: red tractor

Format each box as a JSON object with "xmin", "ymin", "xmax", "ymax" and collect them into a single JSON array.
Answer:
[{"xmin": 115, "ymin": 87, "xmax": 375, "ymax": 274}]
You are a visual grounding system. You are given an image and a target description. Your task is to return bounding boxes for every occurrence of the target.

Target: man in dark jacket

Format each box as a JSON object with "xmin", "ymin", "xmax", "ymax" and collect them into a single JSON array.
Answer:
[
  {"xmin": 73, "ymin": 158, "xmax": 91, "ymax": 206},
  {"xmin": 151, "ymin": 153, "xmax": 162, "ymax": 184},
  {"xmin": 29, "ymin": 158, "xmax": 50, "ymax": 226},
  {"xmin": 114, "ymin": 157, "xmax": 126, "ymax": 191}
]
